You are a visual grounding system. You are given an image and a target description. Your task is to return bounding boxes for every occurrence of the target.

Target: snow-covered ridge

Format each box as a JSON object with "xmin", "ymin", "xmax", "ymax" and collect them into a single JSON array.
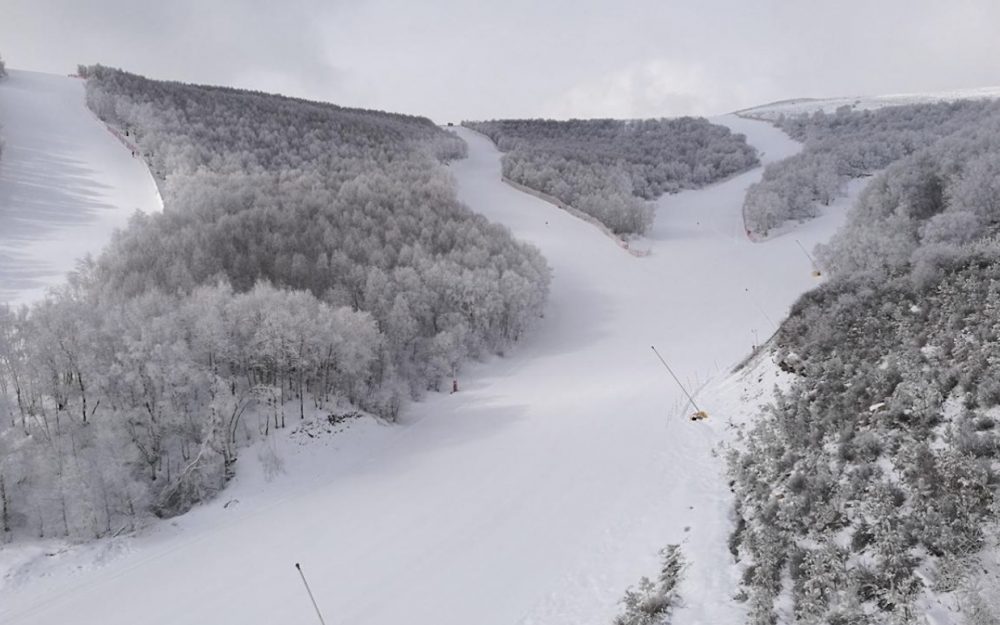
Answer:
[
  {"xmin": 739, "ymin": 85, "xmax": 1000, "ymax": 120},
  {"xmin": 0, "ymin": 70, "xmax": 162, "ymax": 306}
]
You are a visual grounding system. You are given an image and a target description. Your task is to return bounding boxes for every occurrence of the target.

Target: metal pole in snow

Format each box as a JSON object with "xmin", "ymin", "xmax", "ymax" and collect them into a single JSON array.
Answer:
[
  {"xmin": 745, "ymin": 288, "xmax": 778, "ymax": 332},
  {"xmin": 795, "ymin": 239, "xmax": 821, "ymax": 274},
  {"xmin": 650, "ymin": 346, "xmax": 703, "ymax": 415},
  {"xmin": 295, "ymin": 563, "xmax": 328, "ymax": 625}
]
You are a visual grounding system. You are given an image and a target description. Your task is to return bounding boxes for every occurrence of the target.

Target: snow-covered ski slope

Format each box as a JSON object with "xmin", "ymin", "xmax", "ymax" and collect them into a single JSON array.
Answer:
[
  {"xmin": 0, "ymin": 70, "xmax": 162, "ymax": 306},
  {"xmin": 739, "ymin": 85, "xmax": 1000, "ymax": 120},
  {"xmin": 0, "ymin": 116, "xmax": 849, "ymax": 625}
]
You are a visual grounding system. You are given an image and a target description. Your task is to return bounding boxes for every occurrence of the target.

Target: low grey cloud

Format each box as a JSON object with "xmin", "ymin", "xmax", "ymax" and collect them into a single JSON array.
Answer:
[{"xmin": 3, "ymin": 0, "xmax": 1000, "ymax": 121}]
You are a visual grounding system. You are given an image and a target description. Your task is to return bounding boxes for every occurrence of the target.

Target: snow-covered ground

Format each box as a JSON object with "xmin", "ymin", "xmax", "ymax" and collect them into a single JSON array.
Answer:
[
  {"xmin": 0, "ymin": 70, "xmax": 161, "ymax": 306},
  {"xmin": 0, "ymin": 114, "xmax": 850, "ymax": 625},
  {"xmin": 739, "ymin": 85, "xmax": 1000, "ymax": 120}
]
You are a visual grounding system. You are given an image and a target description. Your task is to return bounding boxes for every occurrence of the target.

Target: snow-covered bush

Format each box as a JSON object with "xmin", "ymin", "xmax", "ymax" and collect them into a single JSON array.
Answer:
[
  {"xmin": 613, "ymin": 545, "xmax": 686, "ymax": 625},
  {"xmin": 465, "ymin": 117, "xmax": 757, "ymax": 235},
  {"xmin": 729, "ymin": 259, "xmax": 1000, "ymax": 622}
]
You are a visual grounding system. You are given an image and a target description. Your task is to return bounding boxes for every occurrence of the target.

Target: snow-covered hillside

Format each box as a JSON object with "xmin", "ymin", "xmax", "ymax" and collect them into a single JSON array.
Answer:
[
  {"xmin": 0, "ymin": 70, "xmax": 161, "ymax": 306},
  {"xmin": 0, "ymin": 115, "xmax": 847, "ymax": 625},
  {"xmin": 740, "ymin": 85, "xmax": 1000, "ymax": 120}
]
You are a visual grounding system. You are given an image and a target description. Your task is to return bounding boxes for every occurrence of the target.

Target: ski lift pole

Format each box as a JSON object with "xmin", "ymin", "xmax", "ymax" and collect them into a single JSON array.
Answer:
[
  {"xmin": 650, "ymin": 346, "xmax": 708, "ymax": 420},
  {"xmin": 795, "ymin": 239, "xmax": 822, "ymax": 276},
  {"xmin": 295, "ymin": 563, "xmax": 328, "ymax": 625}
]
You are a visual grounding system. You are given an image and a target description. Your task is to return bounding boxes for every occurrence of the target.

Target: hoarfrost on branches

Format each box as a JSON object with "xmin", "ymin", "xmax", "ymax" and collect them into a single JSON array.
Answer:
[
  {"xmin": 464, "ymin": 117, "xmax": 757, "ymax": 235},
  {"xmin": 0, "ymin": 66, "xmax": 551, "ymax": 541}
]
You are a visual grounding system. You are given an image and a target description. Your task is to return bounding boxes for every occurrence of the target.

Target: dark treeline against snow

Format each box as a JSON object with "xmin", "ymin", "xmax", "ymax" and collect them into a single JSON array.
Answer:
[
  {"xmin": 742, "ymin": 99, "xmax": 1000, "ymax": 237},
  {"xmin": 0, "ymin": 66, "xmax": 550, "ymax": 540},
  {"xmin": 463, "ymin": 118, "xmax": 757, "ymax": 235},
  {"xmin": 729, "ymin": 105, "xmax": 1000, "ymax": 623}
]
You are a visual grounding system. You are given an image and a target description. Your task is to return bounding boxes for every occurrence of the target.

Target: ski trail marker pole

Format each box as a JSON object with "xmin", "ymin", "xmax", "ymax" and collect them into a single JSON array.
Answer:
[
  {"xmin": 295, "ymin": 562, "xmax": 328, "ymax": 625},
  {"xmin": 651, "ymin": 346, "xmax": 708, "ymax": 420}
]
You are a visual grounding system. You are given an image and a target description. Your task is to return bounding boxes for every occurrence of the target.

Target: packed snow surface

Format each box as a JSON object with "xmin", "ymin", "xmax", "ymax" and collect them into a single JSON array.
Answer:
[
  {"xmin": 0, "ymin": 115, "xmax": 850, "ymax": 625},
  {"xmin": 740, "ymin": 85, "xmax": 1000, "ymax": 120},
  {"xmin": 0, "ymin": 70, "xmax": 161, "ymax": 306}
]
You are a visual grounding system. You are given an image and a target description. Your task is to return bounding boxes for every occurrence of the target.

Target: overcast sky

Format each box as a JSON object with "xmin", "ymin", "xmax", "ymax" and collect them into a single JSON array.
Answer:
[{"xmin": 3, "ymin": 0, "xmax": 1000, "ymax": 122}]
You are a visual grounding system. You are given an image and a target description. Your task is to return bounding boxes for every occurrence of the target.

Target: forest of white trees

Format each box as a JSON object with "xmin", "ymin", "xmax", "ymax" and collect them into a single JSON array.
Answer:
[
  {"xmin": 742, "ymin": 100, "xmax": 1000, "ymax": 237},
  {"xmin": 463, "ymin": 118, "xmax": 758, "ymax": 235},
  {"xmin": 0, "ymin": 66, "xmax": 550, "ymax": 541},
  {"xmin": 729, "ymin": 101, "xmax": 1000, "ymax": 623}
]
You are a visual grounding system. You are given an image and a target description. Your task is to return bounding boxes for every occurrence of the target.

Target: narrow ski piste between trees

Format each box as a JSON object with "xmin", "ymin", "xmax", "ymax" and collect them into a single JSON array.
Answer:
[
  {"xmin": 0, "ymin": 71, "xmax": 162, "ymax": 305},
  {"xmin": 0, "ymin": 113, "xmax": 851, "ymax": 625}
]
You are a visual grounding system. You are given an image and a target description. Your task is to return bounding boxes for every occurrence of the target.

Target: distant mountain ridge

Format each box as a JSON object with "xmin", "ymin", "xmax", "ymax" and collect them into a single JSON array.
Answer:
[{"xmin": 739, "ymin": 85, "xmax": 1000, "ymax": 120}]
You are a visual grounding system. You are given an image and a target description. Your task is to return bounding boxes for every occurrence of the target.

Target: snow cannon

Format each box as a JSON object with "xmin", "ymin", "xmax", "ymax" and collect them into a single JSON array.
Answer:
[{"xmin": 651, "ymin": 346, "xmax": 709, "ymax": 424}]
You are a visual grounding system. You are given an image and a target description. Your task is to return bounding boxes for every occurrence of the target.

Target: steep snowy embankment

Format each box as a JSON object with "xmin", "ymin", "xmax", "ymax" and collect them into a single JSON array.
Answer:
[
  {"xmin": 0, "ymin": 70, "xmax": 161, "ymax": 306},
  {"xmin": 0, "ymin": 116, "xmax": 848, "ymax": 625}
]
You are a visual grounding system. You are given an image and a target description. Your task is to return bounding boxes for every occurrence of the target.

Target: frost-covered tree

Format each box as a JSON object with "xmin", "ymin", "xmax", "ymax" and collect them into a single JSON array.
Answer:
[
  {"xmin": 465, "ymin": 117, "xmax": 757, "ymax": 235},
  {"xmin": 80, "ymin": 65, "xmax": 548, "ymax": 394},
  {"xmin": 742, "ymin": 99, "xmax": 1000, "ymax": 237},
  {"xmin": 729, "ymin": 103, "xmax": 1000, "ymax": 621},
  {"xmin": 614, "ymin": 545, "xmax": 687, "ymax": 625},
  {"xmin": 0, "ymin": 66, "xmax": 551, "ymax": 541},
  {"xmin": 818, "ymin": 112, "xmax": 1000, "ymax": 279}
]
